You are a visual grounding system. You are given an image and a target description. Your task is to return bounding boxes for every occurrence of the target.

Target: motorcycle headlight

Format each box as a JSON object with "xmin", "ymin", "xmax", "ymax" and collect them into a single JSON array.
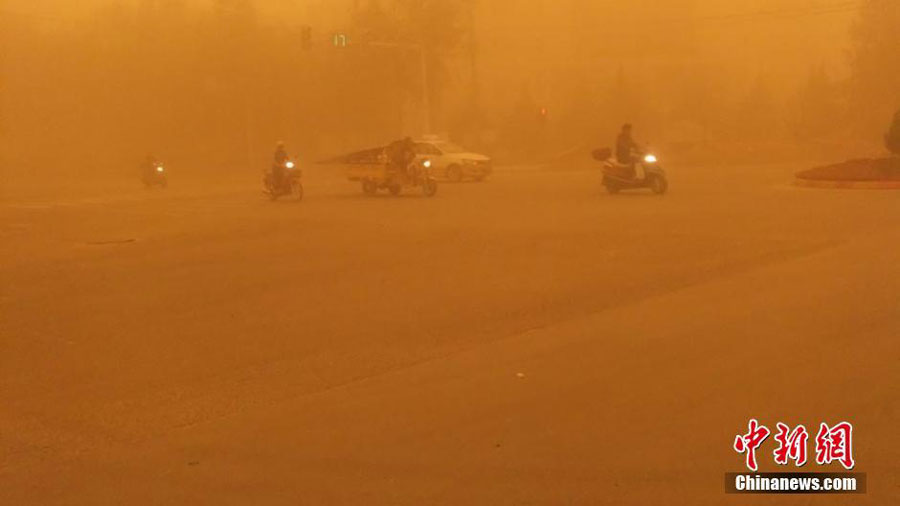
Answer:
[
  {"xmin": 423, "ymin": 160, "xmax": 432, "ymax": 168},
  {"xmin": 286, "ymin": 161, "xmax": 295, "ymax": 169},
  {"xmin": 643, "ymin": 154, "xmax": 657, "ymax": 164},
  {"xmin": 156, "ymin": 166, "xmax": 164, "ymax": 172}
]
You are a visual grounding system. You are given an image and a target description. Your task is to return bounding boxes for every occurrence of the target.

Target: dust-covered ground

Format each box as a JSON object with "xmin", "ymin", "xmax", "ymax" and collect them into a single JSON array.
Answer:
[{"xmin": 1, "ymin": 161, "xmax": 897, "ymax": 504}]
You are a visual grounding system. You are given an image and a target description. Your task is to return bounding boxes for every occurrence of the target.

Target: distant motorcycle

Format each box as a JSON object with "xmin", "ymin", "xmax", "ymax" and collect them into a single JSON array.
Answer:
[
  {"xmin": 142, "ymin": 162, "xmax": 168, "ymax": 188},
  {"xmin": 264, "ymin": 160, "xmax": 304, "ymax": 201},
  {"xmin": 593, "ymin": 148, "xmax": 668, "ymax": 195}
]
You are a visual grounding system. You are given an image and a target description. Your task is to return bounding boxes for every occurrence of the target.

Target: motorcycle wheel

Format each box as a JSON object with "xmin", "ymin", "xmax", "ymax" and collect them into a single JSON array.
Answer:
[
  {"xmin": 649, "ymin": 175, "xmax": 668, "ymax": 195},
  {"xmin": 422, "ymin": 179, "xmax": 438, "ymax": 197},
  {"xmin": 389, "ymin": 184, "xmax": 403, "ymax": 196},
  {"xmin": 291, "ymin": 180, "xmax": 304, "ymax": 201},
  {"xmin": 266, "ymin": 183, "xmax": 279, "ymax": 201}
]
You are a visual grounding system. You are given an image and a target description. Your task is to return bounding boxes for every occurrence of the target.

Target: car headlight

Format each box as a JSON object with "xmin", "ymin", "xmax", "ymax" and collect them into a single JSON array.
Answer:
[
  {"xmin": 423, "ymin": 160, "xmax": 432, "ymax": 168},
  {"xmin": 643, "ymin": 154, "xmax": 657, "ymax": 164}
]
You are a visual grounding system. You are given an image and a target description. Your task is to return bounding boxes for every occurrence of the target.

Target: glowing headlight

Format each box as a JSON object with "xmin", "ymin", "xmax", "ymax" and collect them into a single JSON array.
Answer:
[
  {"xmin": 423, "ymin": 160, "xmax": 432, "ymax": 168},
  {"xmin": 156, "ymin": 166, "xmax": 164, "ymax": 172},
  {"xmin": 286, "ymin": 161, "xmax": 295, "ymax": 169},
  {"xmin": 644, "ymin": 154, "xmax": 657, "ymax": 164}
]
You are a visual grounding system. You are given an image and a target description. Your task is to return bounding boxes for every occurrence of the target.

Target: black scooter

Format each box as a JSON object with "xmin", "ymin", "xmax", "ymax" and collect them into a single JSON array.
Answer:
[{"xmin": 593, "ymin": 148, "xmax": 668, "ymax": 195}]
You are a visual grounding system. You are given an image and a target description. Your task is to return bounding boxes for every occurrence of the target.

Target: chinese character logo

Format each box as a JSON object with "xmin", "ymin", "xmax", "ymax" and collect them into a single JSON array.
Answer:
[
  {"xmin": 733, "ymin": 419, "xmax": 771, "ymax": 472},
  {"xmin": 815, "ymin": 422, "xmax": 855, "ymax": 470},
  {"xmin": 733, "ymin": 419, "xmax": 855, "ymax": 471},
  {"xmin": 773, "ymin": 423, "xmax": 809, "ymax": 467}
]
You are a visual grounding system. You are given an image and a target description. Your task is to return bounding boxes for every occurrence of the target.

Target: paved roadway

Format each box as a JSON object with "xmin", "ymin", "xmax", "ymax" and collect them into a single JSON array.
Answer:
[{"xmin": 1, "ymin": 162, "xmax": 898, "ymax": 504}]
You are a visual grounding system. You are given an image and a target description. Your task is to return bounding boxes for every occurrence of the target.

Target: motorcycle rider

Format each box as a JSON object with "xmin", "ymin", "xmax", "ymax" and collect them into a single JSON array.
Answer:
[
  {"xmin": 140, "ymin": 154, "xmax": 160, "ymax": 182},
  {"xmin": 615, "ymin": 124, "xmax": 641, "ymax": 178},
  {"xmin": 141, "ymin": 154, "xmax": 157, "ymax": 172},
  {"xmin": 272, "ymin": 141, "xmax": 289, "ymax": 190},
  {"xmin": 387, "ymin": 137, "xmax": 416, "ymax": 179}
]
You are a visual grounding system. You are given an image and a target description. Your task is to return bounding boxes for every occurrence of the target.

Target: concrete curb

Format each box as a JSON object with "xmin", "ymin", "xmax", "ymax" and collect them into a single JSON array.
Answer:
[{"xmin": 794, "ymin": 178, "xmax": 900, "ymax": 190}]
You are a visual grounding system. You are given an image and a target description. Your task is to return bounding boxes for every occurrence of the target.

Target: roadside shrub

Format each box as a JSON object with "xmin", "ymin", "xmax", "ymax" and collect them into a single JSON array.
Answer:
[{"xmin": 886, "ymin": 109, "xmax": 900, "ymax": 155}]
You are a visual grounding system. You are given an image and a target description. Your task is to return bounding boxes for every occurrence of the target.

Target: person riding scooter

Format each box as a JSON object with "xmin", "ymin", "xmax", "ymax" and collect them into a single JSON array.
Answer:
[
  {"xmin": 272, "ymin": 141, "xmax": 290, "ymax": 191},
  {"xmin": 593, "ymin": 127, "xmax": 668, "ymax": 195},
  {"xmin": 140, "ymin": 154, "xmax": 158, "ymax": 178},
  {"xmin": 264, "ymin": 141, "xmax": 303, "ymax": 201},
  {"xmin": 140, "ymin": 154, "xmax": 167, "ymax": 187},
  {"xmin": 615, "ymin": 124, "xmax": 642, "ymax": 179}
]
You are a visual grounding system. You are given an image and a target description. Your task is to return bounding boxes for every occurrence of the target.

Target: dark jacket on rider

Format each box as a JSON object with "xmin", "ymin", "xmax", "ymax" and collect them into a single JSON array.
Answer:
[
  {"xmin": 272, "ymin": 147, "xmax": 289, "ymax": 187},
  {"xmin": 616, "ymin": 131, "xmax": 638, "ymax": 164},
  {"xmin": 387, "ymin": 139, "xmax": 415, "ymax": 170},
  {"xmin": 274, "ymin": 147, "xmax": 289, "ymax": 166},
  {"xmin": 140, "ymin": 156, "xmax": 158, "ymax": 177}
]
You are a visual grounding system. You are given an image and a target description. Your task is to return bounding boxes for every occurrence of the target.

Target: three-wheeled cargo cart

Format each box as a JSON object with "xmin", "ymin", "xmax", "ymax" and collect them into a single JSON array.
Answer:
[{"xmin": 344, "ymin": 148, "xmax": 438, "ymax": 197}]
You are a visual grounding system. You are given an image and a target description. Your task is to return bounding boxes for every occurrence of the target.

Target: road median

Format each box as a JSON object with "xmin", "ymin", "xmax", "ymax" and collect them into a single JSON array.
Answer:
[{"xmin": 795, "ymin": 157, "xmax": 900, "ymax": 189}]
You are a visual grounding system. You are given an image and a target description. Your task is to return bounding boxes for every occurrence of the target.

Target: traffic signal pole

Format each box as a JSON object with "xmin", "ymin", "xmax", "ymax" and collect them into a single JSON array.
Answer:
[
  {"xmin": 417, "ymin": 45, "xmax": 432, "ymax": 134},
  {"xmin": 305, "ymin": 27, "xmax": 433, "ymax": 135}
]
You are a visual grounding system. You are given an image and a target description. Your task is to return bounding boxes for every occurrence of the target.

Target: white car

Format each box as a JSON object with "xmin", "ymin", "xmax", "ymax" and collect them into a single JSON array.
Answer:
[{"xmin": 413, "ymin": 140, "xmax": 492, "ymax": 182}]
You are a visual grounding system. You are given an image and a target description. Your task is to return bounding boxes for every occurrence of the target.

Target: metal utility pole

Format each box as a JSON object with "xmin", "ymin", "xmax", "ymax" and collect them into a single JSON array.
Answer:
[
  {"xmin": 366, "ymin": 41, "xmax": 432, "ymax": 134},
  {"xmin": 418, "ymin": 45, "xmax": 432, "ymax": 134}
]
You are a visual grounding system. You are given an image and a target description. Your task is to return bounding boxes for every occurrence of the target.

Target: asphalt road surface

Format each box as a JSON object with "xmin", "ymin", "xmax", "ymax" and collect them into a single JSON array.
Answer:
[{"xmin": 2, "ymin": 162, "xmax": 898, "ymax": 504}]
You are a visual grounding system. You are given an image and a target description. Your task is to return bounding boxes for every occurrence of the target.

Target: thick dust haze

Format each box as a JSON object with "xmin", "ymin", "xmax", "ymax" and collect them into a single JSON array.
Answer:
[
  {"xmin": 2, "ymin": 2, "xmax": 899, "ymax": 505},
  {"xmin": 2, "ymin": 0, "xmax": 897, "ymax": 177}
]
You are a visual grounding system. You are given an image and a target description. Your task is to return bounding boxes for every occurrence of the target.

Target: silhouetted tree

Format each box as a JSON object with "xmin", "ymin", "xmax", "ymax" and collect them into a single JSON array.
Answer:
[
  {"xmin": 789, "ymin": 65, "xmax": 843, "ymax": 140},
  {"xmin": 351, "ymin": 0, "xmax": 476, "ymax": 132},
  {"xmin": 848, "ymin": 0, "xmax": 900, "ymax": 136},
  {"xmin": 735, "ymin": 74, "xmax": 779, "ymax": 141},
  {"xmin": 886, "ymin": 110, "xmax": 900, "ymax": 155}
]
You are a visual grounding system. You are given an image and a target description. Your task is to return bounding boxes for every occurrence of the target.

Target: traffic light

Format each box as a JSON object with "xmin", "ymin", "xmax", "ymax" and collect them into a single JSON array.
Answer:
[
  {"xmin": 301, "ymin": 25, "xmax": 312, "ymax": 50},
  {"xmin": 332, "ymin": 33, "xmax": 349, "ymax": 48}
]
